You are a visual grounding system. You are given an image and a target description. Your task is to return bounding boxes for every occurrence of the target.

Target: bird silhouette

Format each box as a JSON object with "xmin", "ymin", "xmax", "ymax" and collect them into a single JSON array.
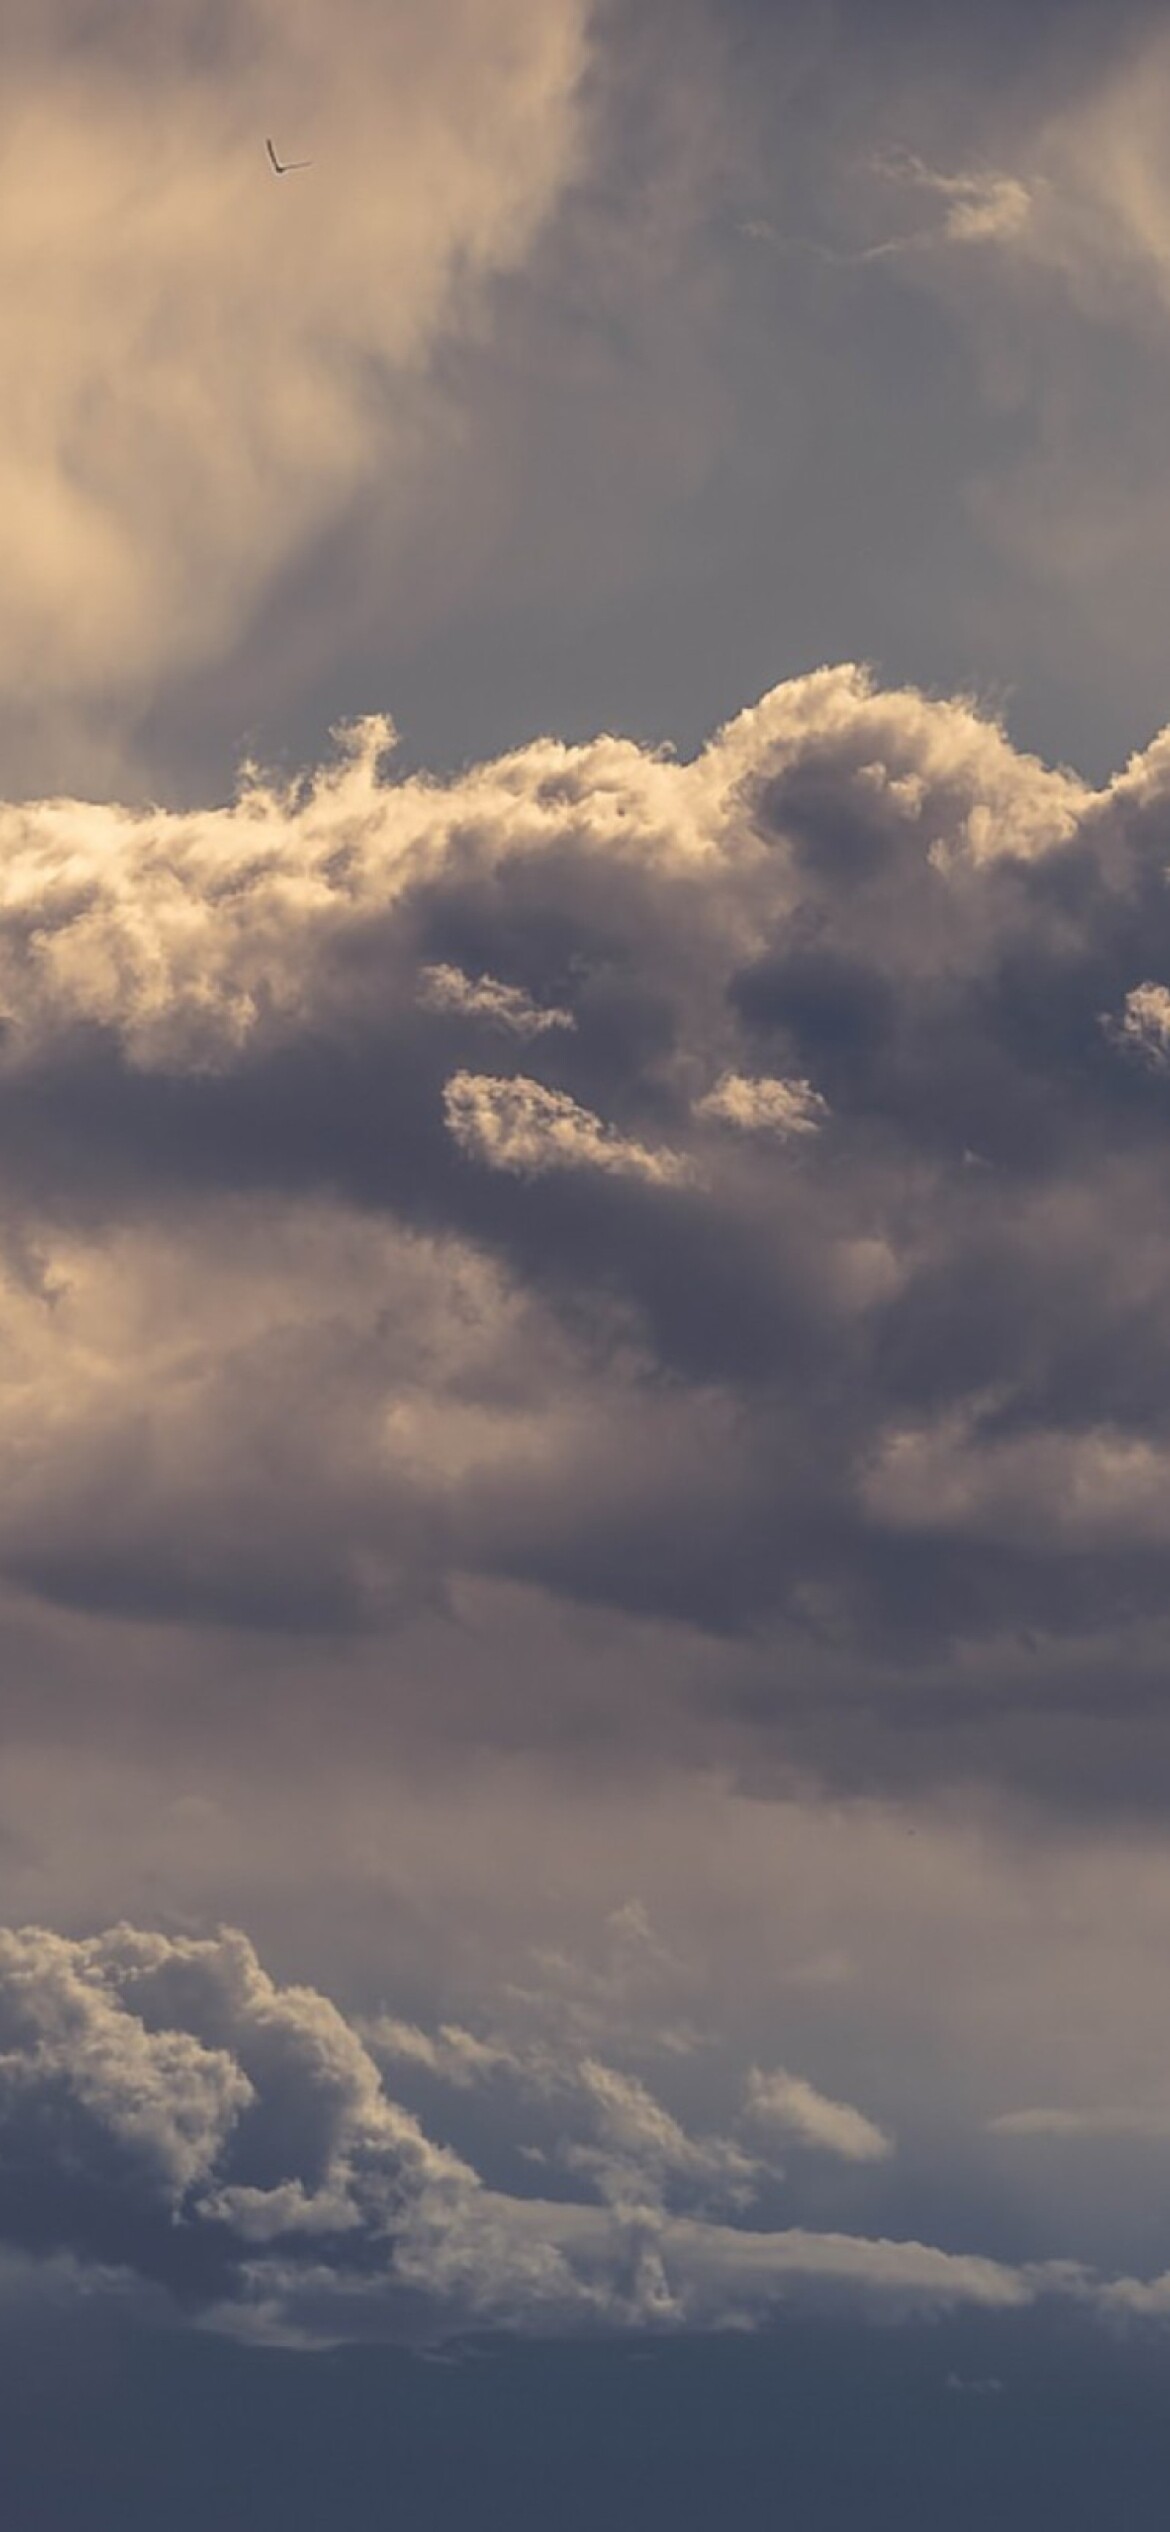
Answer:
[{"xmin": 266, "ymin": 138, "xmax": 312, "ymax": 176}]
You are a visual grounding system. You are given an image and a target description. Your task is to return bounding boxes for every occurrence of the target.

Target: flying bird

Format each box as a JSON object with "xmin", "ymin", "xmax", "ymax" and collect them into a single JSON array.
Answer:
[{"xmin": 266, "ymin": 138, "xmax": 312, "ymax": 176}]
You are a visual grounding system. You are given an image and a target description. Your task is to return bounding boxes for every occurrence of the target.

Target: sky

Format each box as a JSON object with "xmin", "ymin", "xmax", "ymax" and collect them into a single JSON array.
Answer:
[{"xmin": 7, "ymin": 1, "xmax": 1170, "ymax": 2522}]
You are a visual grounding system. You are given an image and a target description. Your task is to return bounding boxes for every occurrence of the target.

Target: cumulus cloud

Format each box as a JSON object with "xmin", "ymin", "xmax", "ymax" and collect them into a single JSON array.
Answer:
[
  {"xmin": 0, "ymin": 1925, "xmax": 252, "ymax": 2203},
  {"xmin": 0, "ymin": 1920, "xmax": 1036, "ymax": 2344},
  {"xmin": 0, "ymin": 1921, "xmax": 464, "ymax": 2308},
  {"xmin": 743, "ymin": 2068, "xmax": 893, "ymax": 2164},
  {"xmin": 0, "ymin": 670, "xmax": 1082, "ymax": 1075},
  {"xmin": 4, "ymin": 663, "xmax": 1170, "ymax": 1763}
]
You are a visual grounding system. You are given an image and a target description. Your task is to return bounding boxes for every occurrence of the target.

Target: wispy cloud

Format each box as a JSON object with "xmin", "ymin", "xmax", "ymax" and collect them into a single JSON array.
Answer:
[
  {"xmin": 743, "ymin": 152, "xmax": 1035, "ymax": 272},
  {"xmin": 419, "ymin": 965, "xmax": 575, "ymax": 1038},
  {"xmin": 869, "ymin": 150, "xmax": 1035, "ymax": 254},
  {"xmin": 991, "ymin": 2105, "xmax": 1170, "ymax": 2141}
]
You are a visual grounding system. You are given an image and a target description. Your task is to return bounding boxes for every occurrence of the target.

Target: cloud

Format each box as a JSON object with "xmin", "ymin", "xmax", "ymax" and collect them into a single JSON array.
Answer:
[
  {"xmin": 0, "ymin": 0, "xmax": 588, "ymax": 711},
  {"xmin": 360, "ymin": 2016, "xmax": 517, "ymax": 2090},
  {"xmin": 1100, "ymin": 2265, "xmax": 1170, "ymax": 2318},
  {"xmin": 443, "ymin": 1074, "xmax": 693, "ymax": 1184},
  {"xmin": 0, "ymin": 671, "xmax": 1082, "ymax": 1077},
  {"xmin": 863, "ymin": 1421, "xmax": 1170, "ymax": 1551},
  {"xmin": 0, "ymin": 1920, "xmax": 464, "ymax": 2306},
  {"xmin": 367, "ymin": 1997, "xmax": 763, "ymax": 2212},
  {"xmin": 870, "ymin": 151, "xmax": 1035, "ymax": 254},
  {"xmin": 743, "ymin": 2068, "xmax": 893, "ymax": 2164},
  {"xmin": 693, "ymin": 1072, "xmax": 828, "ymax": 1138},
  {"xmin": 990, "ymin": 2106, "xmax": 1170, "ymax": 2142},
  {"xmin": 658, "ymin": 2220, "xmax": 1031, "ymax": 2322},
  {"xmin": 419, "ymin": 965, "xmax": 575, "ymax": 1037},
  {"xmin": 557, "ymin": 2057, "xmax": 762, "ymax": 2214},
  {"xmin": 743, "ymin": 151, "xmax": 1036, "ymax": 276},
  {"xmin": 1106, "ymin": 982, "xmax": 1170, "ymax": 1072},
  {"xmin": 1035, "ymin": 30, "xmax": 1170, "ymax": 315},
  {"xmin": 0, "ymin": 1919, "xmax": 1038, "ymax": 2344},
  {"xmin": 850, "ymin": 23, "xmax": 1170, "ymax": 775},
  {"xmin": 0, "ymin": 1925, "xmax": 253, "ymax": 2203},
  {"xmin": 5, "ymin": 664, "xmax": 1170, "ymax": 1775}
]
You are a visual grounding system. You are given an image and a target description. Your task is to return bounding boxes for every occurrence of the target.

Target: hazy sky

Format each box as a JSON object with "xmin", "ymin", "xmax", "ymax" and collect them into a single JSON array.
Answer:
[{"xmin": 7, "ymin": 3, "xmax": 1170, "ymax": 2524}]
